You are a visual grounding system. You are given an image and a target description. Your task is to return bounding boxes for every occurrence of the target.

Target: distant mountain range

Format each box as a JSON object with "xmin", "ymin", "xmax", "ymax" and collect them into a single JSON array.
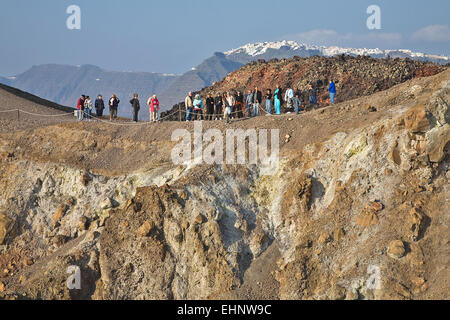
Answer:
[
  {"xmin": 225, "ymin": 40, "xmax": 450, "ymax": 65},
  {"xmin": 157, "ymin": 41, "xmax": 449, "ymax": 107},
  {"xmin": 1, "ymin": 40, "xmax": 448, "ymax": 116},
  {"xmin": 1, "ymin": 64, "xmax": 177, "ymax": 118},
  {"xmin": 158, "ymin": 52, "xmax": 244, "ymax": 107},
  {"xmin": 0, "ymin": 76, "xmax": 10, "ymax": 86}
]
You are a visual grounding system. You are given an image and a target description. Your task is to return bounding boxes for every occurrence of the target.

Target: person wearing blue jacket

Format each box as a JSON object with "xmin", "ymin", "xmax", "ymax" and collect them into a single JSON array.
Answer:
[
  {"xmin": 293, "ymin": 93, "xmax": 301, "ymax": 114},
  {"xmin": 328, "ymin": 80, "xmax": 336, "ymax": 104},
  {"xmin": 193, "ymin": 94, "xmax": 204, "ymax": 120},
  {"xmin": 274, "ymin": 85, "xmax": 282, "ymax": 115}
]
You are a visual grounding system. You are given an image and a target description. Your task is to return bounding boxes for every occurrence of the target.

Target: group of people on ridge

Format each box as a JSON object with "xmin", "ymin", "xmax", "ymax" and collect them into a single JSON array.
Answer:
[
  {"xmin": 75, "ymin": 80, "xmax": 337, "ymax": 123},
  {"xmin": 184, "ymin": 80, "xmax": 337, "ymax": 123},
  {"xmin": 76, "ymin": 93, "xmax": 160, "ymax": 122}
]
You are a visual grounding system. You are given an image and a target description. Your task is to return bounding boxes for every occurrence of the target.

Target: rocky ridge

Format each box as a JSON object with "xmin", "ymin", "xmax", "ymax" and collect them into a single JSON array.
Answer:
[{"xmin": 162, "ymin": 55, "xmax": 445, "ymax": 120}]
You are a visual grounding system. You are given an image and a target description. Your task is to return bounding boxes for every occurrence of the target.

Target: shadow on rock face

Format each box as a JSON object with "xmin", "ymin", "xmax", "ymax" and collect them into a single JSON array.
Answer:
[{"xmin": 310, "ymin": 177, "xmax": 326, "ymax": 207}]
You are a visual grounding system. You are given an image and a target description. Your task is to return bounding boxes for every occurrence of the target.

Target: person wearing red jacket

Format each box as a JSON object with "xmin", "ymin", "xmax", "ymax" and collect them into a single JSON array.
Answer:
[
  {"xmin": 147, "ymin": 95, "xmax": 159, "ymax": 122},
  {"xmin": 77, "ymin": 95, "xmax": 85, "ymax": 121}
]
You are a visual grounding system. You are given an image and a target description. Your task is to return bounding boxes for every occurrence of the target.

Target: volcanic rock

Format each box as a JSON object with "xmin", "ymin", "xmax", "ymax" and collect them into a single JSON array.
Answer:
[{"xmin": 387, "ymin": 240, "xmax": 406, "ymax": 259}]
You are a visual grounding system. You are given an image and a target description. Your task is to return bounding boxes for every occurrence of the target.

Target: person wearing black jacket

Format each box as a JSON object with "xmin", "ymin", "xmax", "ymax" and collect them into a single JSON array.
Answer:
[
  {"xmin": 235, "ymin": 91, "xmax": 244, "ymax": 118},
  {"xmin": 206, "ymin": 94, "xmax": 215, "ymax": 121},
  {"xmin": 95, "ymin": 95, "xmax": 105, "ymax": 117},
  {"xmin": 308, "ymin": 84, "xmax": 318, "ymax": 110},
  {"xmin": 129, "ymin": 93, "xmax": 140, "ymax": 122},
  {"xmin": 109, "ymin": 94, "xmax": 120, "ymax": 121},
  {"xmin": 214, "ymin": 93, "xmax": 223, "ymax": 120},
  {"xmin": 253, "ymin": 87, "xmax": 262, "ymax": 117}
]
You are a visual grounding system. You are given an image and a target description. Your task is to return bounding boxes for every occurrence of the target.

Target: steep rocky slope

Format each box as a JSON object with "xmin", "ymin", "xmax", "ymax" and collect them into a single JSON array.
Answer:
[
  {"xmin": 0, "ymin": 83, "xmax": 76, "ymax": 134},
  {"xmin": 0, "ymin": 69, "xmax": 448, "ymax": 300},
  {"xmin": 204, "ymin": 55, "xmax": 444, "ymax": 108},
  {"xmin": 162, "ymin": 55, "xmax": 445, "ymax": 120}
]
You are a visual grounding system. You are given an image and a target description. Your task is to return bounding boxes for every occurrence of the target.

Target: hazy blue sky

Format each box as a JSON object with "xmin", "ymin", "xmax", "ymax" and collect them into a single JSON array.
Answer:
[{"xmin": 1, "ymin": 0, "xmax": 449, "ymax": 76}]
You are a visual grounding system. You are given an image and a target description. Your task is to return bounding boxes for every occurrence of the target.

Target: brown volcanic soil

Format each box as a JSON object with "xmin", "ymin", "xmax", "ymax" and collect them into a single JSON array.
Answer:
[{"xmin": 0, "ymin": 83, "xmax": 77, "ymax": 133}]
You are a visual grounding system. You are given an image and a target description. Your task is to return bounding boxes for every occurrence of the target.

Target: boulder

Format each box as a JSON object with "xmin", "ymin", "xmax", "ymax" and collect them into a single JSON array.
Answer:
[
  {"xmin": 52, "ymin": 204, "xmax": 68, "ymax": 225},
  {"xmin": 356, "ymin": 210, "xmax": 378, "ymax": 228},
  {"xmin": 344, "ymin": 136, "xmax": 368, "ymax": 159},
  {"xmin": 387, "ymin": 240, "xmax": 406, "ymax": 259},
  {"xmin": 425, "ymin": 124, "xmax": 450, "ymax": 163},
  {"xmin": 404, "ymin": 105, "xmax": 430, "ymax": 133},
  {"xmin": 137, "ymin": 220, "xmax": 154, "ymax": 237}
]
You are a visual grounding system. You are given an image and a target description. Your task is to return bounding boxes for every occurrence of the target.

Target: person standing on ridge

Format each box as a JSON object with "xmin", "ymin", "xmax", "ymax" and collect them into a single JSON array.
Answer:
[
  {"xmin": 235, "ymin": 91, "xmax": 244, "ymax": 118},
  {"xmin": 148, "ymin": 95, "xmax": 159, "ymax": 122},
  {"xmin": 293, "ymin": 92, "xmax": 301, "ymax": 115},
  {"xmin": 253, "ymin": 87, "xmax": 262, "ymax": 117},
  {"xmin": 265, "ymin": 89, "xmax": 273, "ymax": 114},
  {"xmin": 77, "ymin": 95, "xmax": 85, "ymax": 121},
  {"xmin": 130, "ymin": 93, "xmax": 140, "ymax": 122},
  {"xmin": 274, "ymin": 85, "xmax": 282, "ymax": 115},
  {"xmin": 223, "ymin": 92, "xmax": 234, "ymax": 124},
  {"xmin": 206, "ymin": 94, "xmax": 215, "ymax": 121},
  {"xmin": 185, "ymin": 92, "xmax": 194, "ymax": 121},
  {"xmin": 109, "ymin": 94, "xmax": 120, "ymax": 121},
  {"xmin": 328, "ymin": 80, "xmax": 336, "ymax": 105},
  {"xmin": 193, "ymin": 94, "xmax": 204, "ymax": 121},
  {"xmin": 214, "ymin": 92, "xmax": 223, "ymax": 120},
  {"xmin": 84, "ymin": 96, "xmax": 93, "ymax": 121},
  {"xmin": 95, "ymin": 95, "xmax": 105, "ymax": 117},
  {"xmin": 245, "ymin": 90, "xmax": 253, "ymax": 118},
  {"xmin": 308, "ymin": 84, "xmax": 317, "ymax": 110},
  {"xmin": 284, "ymin": 85, "xmax": 294, "ymax": 112}
]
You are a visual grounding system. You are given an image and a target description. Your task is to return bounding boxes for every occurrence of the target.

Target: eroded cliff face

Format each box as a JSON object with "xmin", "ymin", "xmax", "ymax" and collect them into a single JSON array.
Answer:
[{"xmin": 0, "ymin": 72, "xmax": 448, "ymax": 300}]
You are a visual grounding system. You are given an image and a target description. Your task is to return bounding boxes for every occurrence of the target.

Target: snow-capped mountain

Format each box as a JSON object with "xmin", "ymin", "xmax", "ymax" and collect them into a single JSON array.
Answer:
[{"xmin": 225, "ymin": 40, "xmax": 450, "ymax": 65}]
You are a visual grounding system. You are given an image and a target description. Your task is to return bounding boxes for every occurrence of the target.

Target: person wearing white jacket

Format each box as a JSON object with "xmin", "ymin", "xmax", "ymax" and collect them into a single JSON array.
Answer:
[
  {"xmin": 284, "ymin": 86, "xmax": 294, "ymax": 112},
  {"xmin": 84, "ymin": 96, "xmax": 93, "ymax": 120}
]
